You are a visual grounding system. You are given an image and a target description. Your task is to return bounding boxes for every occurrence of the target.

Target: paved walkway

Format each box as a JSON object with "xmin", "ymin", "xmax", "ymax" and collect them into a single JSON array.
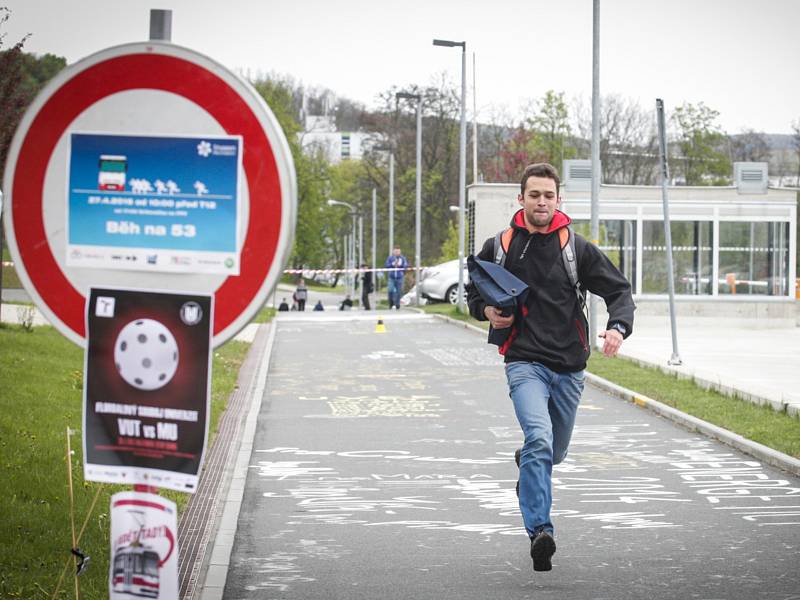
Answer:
[{"xmin": 204, "ymin": 311, "xmax": 800, "ymax": 600}]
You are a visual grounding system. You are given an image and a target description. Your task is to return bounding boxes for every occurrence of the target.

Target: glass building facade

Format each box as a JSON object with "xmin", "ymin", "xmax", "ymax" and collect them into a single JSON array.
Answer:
[{"xmin": 469, "ymin": 181, "xmax": 797, "ymax": 301}]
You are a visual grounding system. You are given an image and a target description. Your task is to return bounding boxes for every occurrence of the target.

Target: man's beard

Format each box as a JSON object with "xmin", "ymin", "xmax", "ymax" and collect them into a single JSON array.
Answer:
[{"xmin": 528, "ymin": 210, "xmax": 552, "ymax": 227}]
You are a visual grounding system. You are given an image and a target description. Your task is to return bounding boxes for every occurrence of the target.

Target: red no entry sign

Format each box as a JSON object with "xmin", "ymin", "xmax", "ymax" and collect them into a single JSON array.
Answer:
[{"xmin": 3, "ymin": 42, "xmax": 296, "ymax": 347}]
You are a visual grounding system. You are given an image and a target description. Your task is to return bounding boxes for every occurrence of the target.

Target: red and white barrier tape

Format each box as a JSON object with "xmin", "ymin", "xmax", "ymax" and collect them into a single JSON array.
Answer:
[{"xmin": 1, "ymin": 261, "xmax": 431, "ymax": 274}]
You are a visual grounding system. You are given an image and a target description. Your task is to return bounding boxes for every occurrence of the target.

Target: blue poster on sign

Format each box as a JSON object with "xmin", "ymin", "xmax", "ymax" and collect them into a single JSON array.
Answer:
[{"xmin": 66, "ymin": 132, "xmax": 242, "ymax": 274}]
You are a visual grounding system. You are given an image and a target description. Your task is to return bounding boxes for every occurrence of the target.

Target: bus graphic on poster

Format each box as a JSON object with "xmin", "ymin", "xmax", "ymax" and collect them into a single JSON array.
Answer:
[
  {"xmin": 110, "ymin": 491, "xmax": 177, "ymax": 600},
  {"xmin": 112, "ymin": 539, "xmax": 160, "ymax": 597},
  {"xmin": 98, "ymin": 154, "xmax": 127, "ymax": 191}
]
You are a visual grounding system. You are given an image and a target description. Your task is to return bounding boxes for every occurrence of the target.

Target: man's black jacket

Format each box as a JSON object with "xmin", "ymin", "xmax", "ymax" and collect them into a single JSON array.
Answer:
[{"xmin": 466, "ymin": 209, "xmax": 635, "ymax": 373}]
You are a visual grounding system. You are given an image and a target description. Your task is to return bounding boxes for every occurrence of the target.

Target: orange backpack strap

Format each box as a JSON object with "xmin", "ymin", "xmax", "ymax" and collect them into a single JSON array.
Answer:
[
  {"xmin": 558, "ymin": 227, "xmax": 569, "ymax": 249},
  {"xmin": 501, "ymin": 228, "xmax": 514, "ymax": 252},
  {"xmin": 493, "ymin": 227, "xmax": 515, "ymax": 266}
]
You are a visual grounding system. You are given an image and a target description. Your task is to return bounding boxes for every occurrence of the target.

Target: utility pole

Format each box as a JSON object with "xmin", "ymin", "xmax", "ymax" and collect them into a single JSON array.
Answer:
[
  {"xmin": 590, "ymin": 0, "xmax": 600, "ymax": 347},
  {"xmin": 395, "ymin": 92, "xmax": 423, "ymax": 306},
  {"xmin": 656, "ymin": 98, "xmax": 682, "ymax": 366},
  {"xmin": 389, "ymin": 152, "xmax": 395, "ymax": 255},
  {"xmin": 472, "ymin": 52, "xmax": 478, "ymax": 184},
  {"xmin": 371, "ymin": 187, "xmax": 376, "ymax": 288}
]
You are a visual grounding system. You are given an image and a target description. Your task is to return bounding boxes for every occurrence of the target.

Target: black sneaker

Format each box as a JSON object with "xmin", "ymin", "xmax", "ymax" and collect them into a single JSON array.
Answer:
[
  {"xmin": 515, "ymin": 448, "xmax": 521, "ymax": 497},
  {"xmin": 530, "ymin": 530, "xmax": 556, "ymax": 572}
]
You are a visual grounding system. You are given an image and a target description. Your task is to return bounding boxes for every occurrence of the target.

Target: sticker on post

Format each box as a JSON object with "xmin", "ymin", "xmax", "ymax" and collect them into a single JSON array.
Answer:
[
  {"xmin": 66, "ymin": 132, "xmax": 242, "ymax": 274},
  {"xmin": 109, "ymin": 491, "xmax": 178, "ymax": 599}
]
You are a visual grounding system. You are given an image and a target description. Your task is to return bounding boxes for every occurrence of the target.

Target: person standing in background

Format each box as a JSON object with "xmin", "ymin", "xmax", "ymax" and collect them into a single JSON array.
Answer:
[
  {"xmin": 294, "ymin": 278, "xmax": 308, "ymax": 311},
  {"xmin": 384, "ymin": 247, "xmax": 408, "ymax": 310},
  {"xmin": 360, "ymin": 264, "xmax": 373, "ymax": 310}
]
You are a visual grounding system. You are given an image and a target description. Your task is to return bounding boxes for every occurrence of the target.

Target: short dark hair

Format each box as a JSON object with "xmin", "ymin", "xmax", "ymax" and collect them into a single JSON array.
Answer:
[{"xmin": 520, "ymin": 163, "xmax": 560, "ymax": 196}]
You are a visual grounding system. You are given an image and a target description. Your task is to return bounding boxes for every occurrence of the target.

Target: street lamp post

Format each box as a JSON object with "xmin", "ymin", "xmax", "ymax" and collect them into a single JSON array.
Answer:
[
  {"xmin": 396, "ymin": 91, "xmax": 422, "ymax": 307},
  {"xmin": 371, "ymin": 188, "xmax": 377, "ymax": 291},
  {"xmin": 374, "ymin": 145, "xmax": 395, "ymax": 261},
  {"xmin": 328, "ymin": 198, "xmax": 357, "ymax": 298},
  {"xmin": 389, "ymin": 152, "xmax": 395, "ymax": 254},
  {"xmin": 358, "ymin": 214, "xmax": 363, "ymax": 270},
  {"xmin": 433, "ymin": 38, "xmax": 467, "ymax": 312}
]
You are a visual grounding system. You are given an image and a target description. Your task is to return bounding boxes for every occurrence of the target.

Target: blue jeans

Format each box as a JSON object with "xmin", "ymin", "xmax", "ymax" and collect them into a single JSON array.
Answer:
[
  {"xmin": 505, "ymin": 361, "xmax": 584, "ymax": 537},
  {"xmin": 387, "ymin": 278, "xmax": 403, "ymax": 308}
]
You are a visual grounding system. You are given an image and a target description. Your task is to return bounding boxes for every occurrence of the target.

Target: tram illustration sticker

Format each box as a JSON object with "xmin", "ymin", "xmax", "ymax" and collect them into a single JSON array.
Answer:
[
  {"xmin": 83, "ymin": 287, "xmax": 213, "ymax": 493},
  {"xmin": 66, "ymin": 132, "xmax": 242, "ymax": 274},
  {"xmin": 110, "ymin": 491, "xmax": 177, "ymax": 599}
]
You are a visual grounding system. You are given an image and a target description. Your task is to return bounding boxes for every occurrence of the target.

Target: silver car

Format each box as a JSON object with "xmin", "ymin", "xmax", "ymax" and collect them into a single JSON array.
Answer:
[{"xmin": 418, "ymin": 259, "xmax": 469, "ymax": 304}]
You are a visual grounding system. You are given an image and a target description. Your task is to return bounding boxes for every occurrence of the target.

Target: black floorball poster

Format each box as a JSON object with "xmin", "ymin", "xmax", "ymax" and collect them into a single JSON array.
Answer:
[{"xmin": 83, "ymin": 287, "xmax": 213, "ymax": 493}]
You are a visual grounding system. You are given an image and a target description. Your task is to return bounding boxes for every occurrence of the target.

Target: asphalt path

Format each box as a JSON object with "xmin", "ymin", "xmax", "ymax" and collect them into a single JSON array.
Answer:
[{"xmin": 224, "ymin": 312, "xmax": 800, "ymax": 600}]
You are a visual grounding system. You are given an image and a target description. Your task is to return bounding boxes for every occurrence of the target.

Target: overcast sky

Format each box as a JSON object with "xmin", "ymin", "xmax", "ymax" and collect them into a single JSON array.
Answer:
[{"xmin": 4, "ymin": 0, "xmax": 798, "ymax": 134}]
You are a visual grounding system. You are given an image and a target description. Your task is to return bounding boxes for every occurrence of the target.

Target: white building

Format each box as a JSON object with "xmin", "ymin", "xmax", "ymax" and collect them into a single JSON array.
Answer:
[{"xmin": 300, "ymin": 115, "xmax": 370, "ymax": 163}]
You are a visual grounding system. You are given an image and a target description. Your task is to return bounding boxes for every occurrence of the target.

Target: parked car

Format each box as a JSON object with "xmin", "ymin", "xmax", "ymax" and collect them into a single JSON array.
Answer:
[{"xmin": 418, "ymin": 259, "xmax": 469, "ymax": 304}]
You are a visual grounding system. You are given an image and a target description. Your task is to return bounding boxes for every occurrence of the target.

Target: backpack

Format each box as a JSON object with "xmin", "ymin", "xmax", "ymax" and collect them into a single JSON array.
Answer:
[{"xmin": 493, "ymin": 226, "xmax": 586, "ymax": 311}]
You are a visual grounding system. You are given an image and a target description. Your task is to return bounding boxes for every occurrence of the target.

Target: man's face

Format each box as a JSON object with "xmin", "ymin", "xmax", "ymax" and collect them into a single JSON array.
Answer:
[
  {"xmin": 518, "ymin": 176, "xmax": 560, "ymax": 231},
  {"xmin": 393, "ymin": 248, "xmax": 401, "ymax": 256}
]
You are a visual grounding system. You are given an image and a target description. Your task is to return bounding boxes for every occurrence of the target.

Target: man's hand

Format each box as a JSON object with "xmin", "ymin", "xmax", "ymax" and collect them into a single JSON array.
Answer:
[
  {"xmin": 598, "ymin": 329, "xmax": 623, "ymax": 357},
  {"xmin": 484, "ymin": 306, "xmax": 514, "ymax": 329}
]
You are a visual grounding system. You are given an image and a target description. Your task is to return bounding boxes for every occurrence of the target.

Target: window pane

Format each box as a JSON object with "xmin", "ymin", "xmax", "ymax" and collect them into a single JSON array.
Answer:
[
  {"xmin": 144, "ymin": 552, "xmax": 159, "ymax": 575},
  {"xmin": 571, "ymin": 220, "xmax": 637, "ymax": 290},
  {"xmin": 99, "ymin": 160, "xmax": 126, "ymax": 172},
  {"xmin": 718, "ymin": 222, "xmax": 790, "ymax": 296},
  {"xmin": 642, "ymin": 221, "xmax": 713, "ymax": 295}
]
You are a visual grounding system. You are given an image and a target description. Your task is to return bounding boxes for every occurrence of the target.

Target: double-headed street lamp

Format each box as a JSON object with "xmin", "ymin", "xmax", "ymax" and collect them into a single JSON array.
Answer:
[
  {"xmin": 327, "ymin": 198, "xmax": 357, "ymax": 298},
  {"xmin": 395, "ymin": 91, "xmax": 422, "ymax": 307},
  {"xmin": 433, "ymin": 38, "xmax": 467, "ymax": 312}
]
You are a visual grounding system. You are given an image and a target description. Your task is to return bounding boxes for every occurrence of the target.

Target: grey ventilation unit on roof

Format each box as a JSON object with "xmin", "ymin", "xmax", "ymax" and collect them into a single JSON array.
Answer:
[
  {"xmin": 733, "ymin": 162, "xmax": 768, "ymax": 194},
  {"xmin": 563, "ymin": 159, "xmax": 595, "ymax": 192}
]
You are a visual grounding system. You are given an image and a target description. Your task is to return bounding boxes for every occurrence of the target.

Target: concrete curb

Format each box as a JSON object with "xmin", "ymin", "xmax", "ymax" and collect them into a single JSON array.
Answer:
[
  {"xmin": 432, "ymin": 312, "xmax": 800, "ymax": 477},
  {"xmin": 198, "ymin": 321, "xmax": 278, "ymax": 599}
]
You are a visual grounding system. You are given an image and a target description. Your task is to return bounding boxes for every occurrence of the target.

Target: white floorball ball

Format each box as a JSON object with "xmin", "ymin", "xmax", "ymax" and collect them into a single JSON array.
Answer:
[{"xmin": 114, "ymin": 319, "xmax": 179, "ymax": 391}]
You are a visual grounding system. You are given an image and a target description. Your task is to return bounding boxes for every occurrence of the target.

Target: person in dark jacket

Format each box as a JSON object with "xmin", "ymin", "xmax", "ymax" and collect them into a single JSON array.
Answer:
[
  {"xmin": 339, "ymin": 295, "xmax": 353, "ymax": 311},
  {"xmin": 360, "ymin": 264, "xmax": 373, "ymax": 310},
  {"xmin": 294, "ymin": 278, "xmax": 308, "ymax": 311},
  {"xmin": 467, "ymin": 162, "xmax": 635, "ymax": 573},
  {"xmin": 384, "ymin": 247, "xmax": 408, "ymax": 309}
]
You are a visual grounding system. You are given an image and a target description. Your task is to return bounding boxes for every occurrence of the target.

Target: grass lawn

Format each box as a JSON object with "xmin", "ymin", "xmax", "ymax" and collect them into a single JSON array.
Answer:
[
  {"xmin": 0, "ymin": 323, "xmax": 252, "ymax": 598},
  {"xmin": 1, "ymin": 265, "xmax": 22, "ymax": 289},
  {"xmin": 2, "ymin": 245, "xmax": 22, "ymax": 289},
  {"xmin": 421, "ymin": 304, "xmax": 800, "ymax": 459},
  {"xmin": 252, "ymin": 305, "xmax": 277, "ymax": 324},
  {"xmin": 421, "ymin": 302, "xmax": 478, "ymax": 325}
]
